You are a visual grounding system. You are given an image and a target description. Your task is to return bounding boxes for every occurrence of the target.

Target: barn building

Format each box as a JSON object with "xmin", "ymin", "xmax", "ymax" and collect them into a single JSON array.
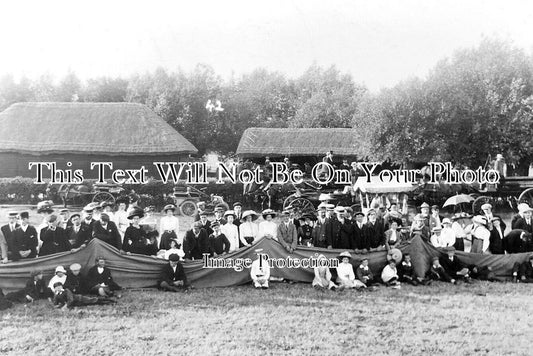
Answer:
[{"xmin": 0, "ymin": 102, "xmax": 198, "ymax": 178}]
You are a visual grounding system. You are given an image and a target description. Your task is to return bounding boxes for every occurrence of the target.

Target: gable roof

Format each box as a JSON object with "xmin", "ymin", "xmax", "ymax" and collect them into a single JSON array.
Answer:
[
  {"xmin": 0, "ymin": 102, "xmax": 197, "ymax": 156},
  {"xmin": 236, "ymin": 127, "xmax": 362, "ymax": 157}
]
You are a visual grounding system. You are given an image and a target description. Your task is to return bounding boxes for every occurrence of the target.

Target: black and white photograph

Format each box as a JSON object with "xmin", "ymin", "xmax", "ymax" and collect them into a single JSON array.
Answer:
[{"xmin": 1, "ymin": 0, "xmax": 533, "ymax": 354}]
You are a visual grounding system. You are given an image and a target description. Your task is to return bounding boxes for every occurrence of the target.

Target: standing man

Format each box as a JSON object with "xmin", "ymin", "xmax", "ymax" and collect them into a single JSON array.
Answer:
[
  {"xmin": 58, "ymin": 209, "xmax": 71, "ymax": 230},
  {"xmin": 1, "ymin": 211, "xmax": 19, "ymax": 261},
  {"xmin": 65, "ymin": 213, "xmax": 91, "ymax": 251},
  {"xmin": 183, "ymin": 221, "xmax": 209, "ymax": 260},
  {"xmin": 277, "ymin": 210, "xmax": 298, "ymax": 253},
  {"xmin": 39, "ymin": 215, "xmax": 70, "ymax": 256},
  {"xmin": 311, "ymin": 205, "xmax": 328, "ymax": 248},
  {"xmin": 13, "ymin": 211, "xmax": 38, "ymax": 260},
  {"xmin": 326, "ymin": 207, "xmax": 353, "ymax": 250}
]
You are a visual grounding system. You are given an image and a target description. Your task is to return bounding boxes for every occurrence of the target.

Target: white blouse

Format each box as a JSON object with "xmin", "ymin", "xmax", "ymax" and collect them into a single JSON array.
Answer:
[
  {"xmin": 257, "ymin": 221, "xmax": 278, "ymax": 241},
  {"xmin": 239, "ymin": 222, "xmax": 258, "ymax": 245},
  {"xmin": 222, "ymin": 223, "xmax": 239, "ymax": 252}
]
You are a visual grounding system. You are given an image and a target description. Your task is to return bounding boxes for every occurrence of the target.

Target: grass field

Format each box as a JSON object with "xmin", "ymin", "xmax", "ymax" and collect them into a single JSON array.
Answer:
[{"xmin": 1, "ymin": 281, "xmax": 532, "ymax": 356}]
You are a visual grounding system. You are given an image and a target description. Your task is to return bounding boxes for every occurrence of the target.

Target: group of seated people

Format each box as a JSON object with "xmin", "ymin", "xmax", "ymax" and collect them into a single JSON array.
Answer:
[{"xmin": 4, "ymin": 256, "xmax": 120, "ymax": 309}]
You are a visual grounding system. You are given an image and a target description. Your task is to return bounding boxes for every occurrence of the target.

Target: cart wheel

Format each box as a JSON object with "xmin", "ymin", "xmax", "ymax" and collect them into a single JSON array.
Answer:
[
  {"xmin": 180, "ymin": 200, "xmax": 198, "ymax": 217},
  {"xmin": 92, "ymin": 192, "xmax": 115, "ymax": 205},
  {"xmin": 472, "ymin": 196, "xmax": 491, "ymax": 215},
  {"xmin": 283, "ymin": 196, "xmax": 314, "ymax": 215},
  {"xmin": 518, "ymin": 188, "xmax": 533, "ymax": 207}
]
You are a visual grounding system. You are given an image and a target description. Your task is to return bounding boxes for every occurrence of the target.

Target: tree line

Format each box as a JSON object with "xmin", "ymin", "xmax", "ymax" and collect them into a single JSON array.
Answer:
[{"xmin": 1, "ymin": 38, "xmax": 532, "ymax": 171}]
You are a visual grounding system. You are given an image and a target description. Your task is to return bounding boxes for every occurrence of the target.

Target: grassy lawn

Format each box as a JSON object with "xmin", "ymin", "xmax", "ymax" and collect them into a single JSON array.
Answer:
[{"xmin": 1, "ymin": 281, "xmax": 532, "ymax": 355}]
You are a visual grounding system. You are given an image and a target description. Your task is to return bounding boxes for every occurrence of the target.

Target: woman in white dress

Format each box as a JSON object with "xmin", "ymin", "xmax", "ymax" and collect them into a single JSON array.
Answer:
[
  {"xmin": 239, "ymin": 210, "xmax": 259, "ymax": 246},
  {"xmin": 257, "ymin": 209, "xmax": 278, "ymax": 242},
  {"xmin": 221, "ymin": 210, "xmax": 239, "ymax": 252}
]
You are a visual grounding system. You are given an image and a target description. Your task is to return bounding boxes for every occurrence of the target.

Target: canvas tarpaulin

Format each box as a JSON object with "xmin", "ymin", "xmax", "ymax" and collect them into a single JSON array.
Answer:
[{"xmin": 1, "ymin": 237, "xmax": 532, "ymax": 292}]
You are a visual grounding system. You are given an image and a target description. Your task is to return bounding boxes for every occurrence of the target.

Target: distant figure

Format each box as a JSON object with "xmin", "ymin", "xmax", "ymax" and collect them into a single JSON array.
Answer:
[{"xmin": 494, "ymin": 154, "xmax": 507, "ymax": 178}]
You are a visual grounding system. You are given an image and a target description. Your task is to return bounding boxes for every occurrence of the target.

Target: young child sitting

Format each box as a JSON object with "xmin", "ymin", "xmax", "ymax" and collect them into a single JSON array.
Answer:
[
  {"xmin": 426, "ymin": 256, "xmax": 455, "ymax": 283},
  {"xmin": 356, "ymin": 258, "xmax": 377, "ymax": 287},
  {"xmin": 381, "ymin": 260, "xmax": 401, "ymax": 288},
  {"xmin": 336, "ymin": 252, "xmax": 365, "ymax": 289}
]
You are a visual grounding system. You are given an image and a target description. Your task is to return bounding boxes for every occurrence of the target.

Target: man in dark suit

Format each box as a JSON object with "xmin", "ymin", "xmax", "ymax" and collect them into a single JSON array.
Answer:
[
  {"xmin": 312, "ymin": 206, "xmax": 328, "ymax": 248},
  {"xmin": 439, "ymin": 246, "xmax": 471, "ymax": 282},
  {"xmin": 326, "ymin": 207, "xmax": 354, "ymax": 250},
  {"xmin": 503, "ymin": 229, "xmax": 533, "ymax": 254},
  {"xmin": 159, "ymin": 253, "xmax": 189, "ymax": 291},
  {"xmin": 183, "ymin": 221, "xmax": 209, "ymax": 260},
  {"xmin": 65, "ymin": 213, "xmax": 91, "ymax": 251},
  {"xmin": 363, "ymin": 209, "xmax": 385, "ymax": 250},
  {"xmin": 1, "ymin": 211, "xmax": 19, "ymax": 261},
  {"xmin": 277, "ymin": 210, "xmax": 298, "ymax": 253},
  {"xmin": 198, "ymin": 211, "xmax": 213, "ymax": 236},
  {"xmin": 488, "ymin": 216, "xmax": 505, "ymax": 254},
  {"xmin": 39, "ymin": 215, "xmax": 70, "ymax": 256},
  {"xmin": 233, "ymin": 202, "xmax": 243, "ymax": 227},
  {"xmin": 86, "ymin": 257, "xmax": 121, "ymax": 297},
  {"xmin": 91, "ymin": 213, "xmax": 121, "ymax": 249},
  {"xmin": 514, "ymin": 208, "xmax": 533, "ymax": 234},
  {"xmin": 13, "ymin": 211, "xmax": 38, "ymax": 260},
  {"xmin": 352, "ymin": 211, "xmax": 366, "ymax": 250},
  {"xmin": 5, "ymin": 270, "xmax": 49, "ymax": 303}
]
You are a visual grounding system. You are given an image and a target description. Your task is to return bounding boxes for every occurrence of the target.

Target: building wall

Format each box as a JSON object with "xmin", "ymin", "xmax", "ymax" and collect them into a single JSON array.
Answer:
[{"xmin": 0, "ymin": 152, "xmax": 191, "ymax": 179}]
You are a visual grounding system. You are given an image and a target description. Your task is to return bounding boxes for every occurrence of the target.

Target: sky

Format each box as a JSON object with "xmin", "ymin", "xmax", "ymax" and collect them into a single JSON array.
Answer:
[{"xmin": 1, "ymin": 0, "xmax": 532, "ymax": 91}]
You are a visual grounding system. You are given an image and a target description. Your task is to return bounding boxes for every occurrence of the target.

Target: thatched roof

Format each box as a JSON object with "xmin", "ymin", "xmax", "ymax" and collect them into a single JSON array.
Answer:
[
  {"xmin": 236, "ymin": 127, "xmax": 362, "ymax": 157},
  {"xmin": 0, "ymin": 102, "xmax": 197, "ymax": 156}
]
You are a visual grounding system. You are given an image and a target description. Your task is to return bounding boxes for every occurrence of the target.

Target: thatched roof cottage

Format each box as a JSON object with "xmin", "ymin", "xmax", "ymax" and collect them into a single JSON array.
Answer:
[{"xmin": 0, "ymin": 102, "xmax": 197, "ymax": 178}]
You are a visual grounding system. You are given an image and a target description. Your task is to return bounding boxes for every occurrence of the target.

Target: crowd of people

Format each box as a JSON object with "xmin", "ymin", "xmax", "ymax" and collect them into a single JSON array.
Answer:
[{"xmin": 1, "ymin": 194, "xmax": 533, "ymax": 309}]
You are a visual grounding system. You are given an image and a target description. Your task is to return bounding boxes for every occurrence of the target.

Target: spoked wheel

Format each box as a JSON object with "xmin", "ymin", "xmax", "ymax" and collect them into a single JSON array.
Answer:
[
  {"xmin": 518, "ymin": 188, "xmax": 533, "ymax": 207},
  {"xmin": 283, "ymin": 196, "xmax": 314, "ymax": 215},
  {"xmin": 92, "ymin": 191, "xmax": 115, "ymax": 205},
  {"xmin": 180, "ymin": 200, "xmax": 198, "ymax": 217},
  {"xmin": 472, "ymin": 195, "xmax": 492, "ymax": 215}
]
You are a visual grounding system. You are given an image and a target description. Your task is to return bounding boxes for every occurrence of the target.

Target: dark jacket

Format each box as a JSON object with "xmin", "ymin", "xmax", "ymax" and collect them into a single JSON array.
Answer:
[
  {"xmin": 39, "ymin": 227, "xmax": 71, "ymax": 256},
  {"xmin": 1, "ymin": 223, "xmax": 20, "ymax": 260},
  {"xmin": 513, "ymin": 217, "xmax": 533, "ymax": 234},
  {"xmin": 503, "ymin": 229, "xmax": 533, "ymax": 254},
  {"xmin": 159, "ymin": 262, "xmax": 188, "ymax": 286},
  {"xmin": 122, "ymin": 225, "xmax": 149, "ymax": 254},
  {"xmin": 65, "ymin": 224, "xmax": 91, "ymax": 249},
  {"xmin": 183, "ymin": 229, "xmax": 209, "ymax": 260},
  {"xmin": 86, "ymin": 265, "xmax": 121, "ymax": 291},
  {"xmin": 489, "ymin": 227, "xmax": 504, "ymax": 254},
  {"xmin": 13, "ymin": 225, "xmax": 38, "ymax": 260},
  {"xmin": 64, "ymin": 272, "xmax": 85, "ymax": 294},
  {"xmin": 326, "ymin": 219, "xmax": 353, "ymax": 249},
  {"xmin": 363, "ymin": 222, "xmax": 385, "ymax": 249},
  {"xmin": 439, "ymin": 255, "xmax": 466, "ymax": 277},
  {"xmin": 209, "ymin": 233, "xmax": 231, "ymax": 255},
  {"xmin": 92, "ymin": 221, "xmax": 122, "ymax": 249},
  {"xmin": 311, "ymin": 218, "xmax": 328, "ymax": 248}
]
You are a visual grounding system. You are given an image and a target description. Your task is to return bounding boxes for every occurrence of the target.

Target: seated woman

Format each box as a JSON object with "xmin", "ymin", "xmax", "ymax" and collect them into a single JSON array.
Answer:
[
  {"xmin": 86, "ymin": 257, "xmax": 121, "ymax": 297},
  {"xmin": 336, "ymin": 252, "xmax": 365, "ymax": 289},
  {"xmin": 312, "ymin": 254, "xmax": 338, "ymax": 291},
  {"xmin": 239, "ymin": 210, "xmax": 259, "ymax": 247},
  {"xmin": 381, "ymin": 260, "xmax": 401, "ymax": 288}
]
